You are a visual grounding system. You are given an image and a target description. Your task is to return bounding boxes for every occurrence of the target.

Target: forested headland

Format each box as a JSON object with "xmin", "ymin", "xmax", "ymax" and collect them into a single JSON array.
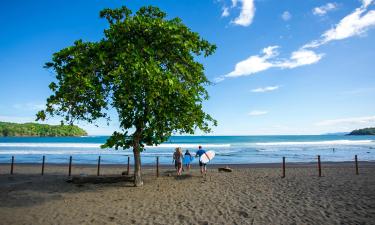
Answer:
[
  {"xmin": 0, "ymin": 121, "xmax": 87, "ymax": 137},
  {"xmin": 348, "ymin": 127, "xmax": 375, "ymax": 135}
]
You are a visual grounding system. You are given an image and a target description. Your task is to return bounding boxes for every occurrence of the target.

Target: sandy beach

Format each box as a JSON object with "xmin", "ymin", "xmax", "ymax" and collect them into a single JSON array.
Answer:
[{"xmin": 0, "ymin": 162, "xmax": 374, "ymax": 225}]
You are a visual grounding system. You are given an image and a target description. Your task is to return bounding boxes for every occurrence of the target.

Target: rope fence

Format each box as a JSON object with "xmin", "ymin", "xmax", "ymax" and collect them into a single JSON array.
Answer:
[
  {"xmin": 280, "ymin": 154, "xmax": 361, "ymax": 178},
  {"xmin": 0, "ymin": 154, "xmax": 364, "ymax": 178}
]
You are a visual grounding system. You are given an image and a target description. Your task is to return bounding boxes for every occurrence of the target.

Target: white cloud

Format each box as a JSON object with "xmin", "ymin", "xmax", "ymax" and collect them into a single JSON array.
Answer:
[
  {"xmin": 214, "ymin": 76, "xmax": 226, "ymax": 83},
  {"xmin": 251, "ymin": 86, "xmax": 280, "ymax": 93},
  {"xmin": 305, "ymin": 0, "xmax": 375, "ymax": 48},
  {"xmin": 248, "ymin": 110, "xmax": 268, "ymax": 116},
  {"xmin": 222, "ymin": 7, "xmax": 230, "ymax": 17},
  {"xmin": 231, "ymin": 0, "xmax": 238, "ymax": 8},
  {"xmin": 225, "ymin": 46, "xmax": 278, "ymax": 78},
  {"xmin": 278, "ymin": 49, "xmax": 324, "ymax": 69},
  {"xmin": 362, "ymin": 0, "xmax": 373, "ymax": 8},
  {"xmin": 232, "ymin": 0, "xmax": 256, "ymax": 26},
  {"xmin": 281, "ymin": 11, "xmax": 292, "ymax": 21},
  {"xmin": 218, "ymin": 46, "xmax": 323, "ymax": 80},
  {"xmin": 313, "ymin": 3, "xmax": 337, "ymax": 16},
  {"xmin": 316, "ymin": 115, "xmax": 375, "ymax": 126},
  {"xmin": 218, "ymin": 0, "xmax": 374, "ymax": 82},
  {"xmin": 217, "ymin": 0, "xmax": 374, "ymax": 82}
]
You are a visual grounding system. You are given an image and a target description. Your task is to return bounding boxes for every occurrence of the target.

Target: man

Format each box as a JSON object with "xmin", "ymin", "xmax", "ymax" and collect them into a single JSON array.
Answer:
[{"xmin": 195, "ymin": 146, "xmax": 207, "ymax": 175}]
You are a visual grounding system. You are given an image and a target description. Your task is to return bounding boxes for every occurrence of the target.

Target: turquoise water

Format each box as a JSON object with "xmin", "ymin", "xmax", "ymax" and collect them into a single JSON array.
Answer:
[{"xmin": 0, "ymin": 135, "xmax": 375, "ymax": 165}]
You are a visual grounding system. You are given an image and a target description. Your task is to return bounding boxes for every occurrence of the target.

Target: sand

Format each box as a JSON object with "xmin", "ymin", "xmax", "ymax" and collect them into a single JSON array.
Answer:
[{"xmin": 0, "ymin": 162, "xmax": 374, "ymax": 225}]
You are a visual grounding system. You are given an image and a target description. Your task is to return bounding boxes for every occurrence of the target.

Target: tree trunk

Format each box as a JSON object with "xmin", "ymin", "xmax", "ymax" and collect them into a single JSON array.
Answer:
[
  {"xmin": 133, "ymin": 130, "xmax": 143, "ymax": 187},
  {"xmin": 133, "ymin": 148, "xmax": 143, "ymax": 187}
]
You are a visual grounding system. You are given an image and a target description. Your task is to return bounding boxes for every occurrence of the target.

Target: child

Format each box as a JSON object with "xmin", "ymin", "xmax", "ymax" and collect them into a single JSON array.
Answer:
[{"xmin": 184, "ymin": 150, "xmax": 192, "ymax": 171}]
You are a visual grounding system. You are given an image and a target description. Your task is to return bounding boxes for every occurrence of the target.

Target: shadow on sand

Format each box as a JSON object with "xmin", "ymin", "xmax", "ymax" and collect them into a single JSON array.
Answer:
[{"xmin": 0, "ymin": 174, "xmax": 135, "ymax": 208}]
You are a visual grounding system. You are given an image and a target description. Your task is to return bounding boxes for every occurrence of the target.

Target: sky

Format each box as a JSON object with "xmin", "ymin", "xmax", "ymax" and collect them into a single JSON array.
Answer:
[{"xmin": 0, "ymin": 0, "xmax": 375, "ymax": 135}]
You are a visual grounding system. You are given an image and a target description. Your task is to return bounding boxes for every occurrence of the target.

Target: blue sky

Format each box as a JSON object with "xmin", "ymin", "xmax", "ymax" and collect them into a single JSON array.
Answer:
[{"xmin": 0, "ymin": 0, "xmax": 375, "ymax": 135}]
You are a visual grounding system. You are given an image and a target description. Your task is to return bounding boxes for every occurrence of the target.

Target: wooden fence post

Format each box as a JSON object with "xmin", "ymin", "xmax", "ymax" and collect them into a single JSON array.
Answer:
[
  {"xmin": 355, "ymin": 155, "xmax": 359, "ymax": 175},
  {"xmin": 282, "ymin": 157, "xmax": 285, "ymax": 178},
  {"xmin": 10, "ymin": 156, "xmax": 14, "ymax": 175},
  {"xmin": 68, "ymin": 156, "xmax": 72, "ymax": 176},
  {"xmin": 156, "ymin": 156, "xmax": 159, "ymax": 177},
  {"xmin": 318, "ymin": 155, "xmax": 321, "ymax": 177},
  {"xmin": 41, "ymin": 155, "xmax": 45, "ymax": 175},
  {"xmin": 97, "ymin": 156, "xmax": 101, "ymax": 176},
  {"xmin": 127, "ymin": 156, "xmax": 130, "ymax": 175}
]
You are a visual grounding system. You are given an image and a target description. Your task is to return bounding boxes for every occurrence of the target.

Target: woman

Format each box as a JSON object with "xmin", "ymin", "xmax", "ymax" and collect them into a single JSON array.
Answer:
[{"xmin": 173, "ymin": 147, "xmax": 183, "ymax": 176}]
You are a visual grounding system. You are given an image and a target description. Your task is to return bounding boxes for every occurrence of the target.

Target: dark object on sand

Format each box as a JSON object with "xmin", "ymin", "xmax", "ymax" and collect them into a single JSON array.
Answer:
[
  {"xmin": 218, "ymin": 167, "xmax": 232, "ymax": 172},
  {"xmin": 66, "ymin": 175, "xmax": 133, "ymax": 184},
  {"xmin": 121, "ymin": 171, "xmax": 129, "ymax": 176}
]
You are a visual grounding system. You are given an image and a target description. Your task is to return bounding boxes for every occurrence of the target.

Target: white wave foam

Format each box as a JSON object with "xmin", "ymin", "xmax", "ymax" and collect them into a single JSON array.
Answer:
[
  {"xmin": 0, "ymin": 150, "xmax": 192, "ymax": 156},
  {"xmin": 0, "ymin": 143, "xmax": 102, "ymax": 148},
  {"xmin": 255, "ymin": 140, "xmax": 374, "ymax": 146},
  {"xmin": 0, "ymin": 143, "xmax": 230, "ymax": 148},
  {"xmin": 0, "ymin": 150, "xmax": 126, "ymax": 155},
  {"xmin": 146, "ymin": 143, "xmax": 230, "ymax": 148},
  {"xmin": 256, "ymin": 148, "xmax": 280, "ymax": 152}
]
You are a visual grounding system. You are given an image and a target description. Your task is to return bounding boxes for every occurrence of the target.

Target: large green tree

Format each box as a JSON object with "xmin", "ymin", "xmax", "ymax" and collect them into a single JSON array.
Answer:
[{"xmin": 37, "ymin": 6, "xmax": 216, "ymax": 186}]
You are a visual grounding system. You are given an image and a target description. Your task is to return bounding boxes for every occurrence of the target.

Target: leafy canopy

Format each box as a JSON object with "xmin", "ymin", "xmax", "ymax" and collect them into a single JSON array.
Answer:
[{"xmin": 37, "ymin": 6, "xmax": 217, "ymax": 150}]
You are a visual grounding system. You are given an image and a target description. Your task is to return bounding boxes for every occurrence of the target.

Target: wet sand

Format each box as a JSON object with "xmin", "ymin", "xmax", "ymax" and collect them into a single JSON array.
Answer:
[{"xmin": 0, "ymin": 162, "xmax": 374, "ymax": 224}]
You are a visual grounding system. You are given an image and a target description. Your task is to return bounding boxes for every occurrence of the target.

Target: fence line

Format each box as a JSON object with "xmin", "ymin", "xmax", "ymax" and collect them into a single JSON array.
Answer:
[
  {"xmin": 97, "ymin": 156, "xmax": 101, "ymax": 176},
  {"xmin": 10, "ymin": 156, "xmax": 14, "ymax": 175},
  {"xmin": 41, "ymin": 155, "xmax": 45, "ymax": 175},
  {"xmin": 282, "ymin": 156, "xmax": 285, "ymax": 178},
  {"xmin": 1, "ymin": 154, "xmax": 365, "ymax": 178},
  {"xmin": 68, "ymin": 156, "xmax": 72, "ymax": 176},
  {"xmin": 355, "ymin": 155, "xmax": 359, "ymax": 175}
]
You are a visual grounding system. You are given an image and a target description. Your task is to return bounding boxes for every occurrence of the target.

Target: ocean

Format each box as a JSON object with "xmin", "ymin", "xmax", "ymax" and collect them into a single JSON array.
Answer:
[{"xmin": 0, "ymin": 135, "xmax": 375, "ymax": 165}]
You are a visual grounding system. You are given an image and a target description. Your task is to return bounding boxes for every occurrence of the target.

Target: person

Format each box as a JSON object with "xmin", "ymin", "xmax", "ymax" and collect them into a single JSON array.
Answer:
[
  {"xmin": 195, "ymin": 146, "xmax": 207, "ymax": 175},
  {"xmin": 184, "ymin": 150, "xmax": 192, "ymax": 171},
  {"xmin": 173, "ymin": 147, "xmax": 183, "ymax": 176}
]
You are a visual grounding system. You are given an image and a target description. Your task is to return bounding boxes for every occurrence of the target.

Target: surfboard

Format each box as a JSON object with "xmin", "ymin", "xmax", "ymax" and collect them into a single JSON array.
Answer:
[
  {"xmin": 183, "ymin": 155, "xmax": 194, "ymax": 164},
  {"xmin": 200, "ymin": 150, "xmax": 215, "ymax": 164}
]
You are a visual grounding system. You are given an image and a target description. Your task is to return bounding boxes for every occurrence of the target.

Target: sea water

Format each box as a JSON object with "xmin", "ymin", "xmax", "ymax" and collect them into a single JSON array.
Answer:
[{"xmin": 0, "ymin": 135, "xmax": 375, "ymax": 165}]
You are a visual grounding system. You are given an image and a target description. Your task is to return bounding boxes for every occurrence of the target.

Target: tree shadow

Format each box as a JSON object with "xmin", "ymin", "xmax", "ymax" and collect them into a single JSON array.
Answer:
[{"xmin": 0, "ymin": 174, "xmax": 135, "ymax": 208}]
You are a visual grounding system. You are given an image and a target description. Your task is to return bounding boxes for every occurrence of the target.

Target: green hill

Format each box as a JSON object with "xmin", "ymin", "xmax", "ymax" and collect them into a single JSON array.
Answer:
[
  {"xmin": 348, "ymin": 127, "xmax": 375, "ymax": 135},
  {"xmin": 0, "ymin": 121, "xmax": 87, "ymax": 137}
]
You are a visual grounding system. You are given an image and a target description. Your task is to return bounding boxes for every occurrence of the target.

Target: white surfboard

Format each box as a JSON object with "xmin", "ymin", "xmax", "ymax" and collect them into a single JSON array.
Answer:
[{"xmin": 200, "ymin": 150, "xmax": 215, "ymax": 164}]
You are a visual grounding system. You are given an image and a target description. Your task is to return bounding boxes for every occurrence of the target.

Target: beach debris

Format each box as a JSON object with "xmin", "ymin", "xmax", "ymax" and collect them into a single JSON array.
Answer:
[
  {"xmin": 121, "ymin": 171, "xmax": 129, "ymax": 176},
  {"xmin": 218, "ymin": 166, "xmax": 232, "ymax": 172}
]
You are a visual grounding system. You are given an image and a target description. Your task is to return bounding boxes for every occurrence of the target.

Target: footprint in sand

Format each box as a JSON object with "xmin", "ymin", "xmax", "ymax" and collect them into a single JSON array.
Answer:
[{"xmin": 238, "ymin": 211, "xmax": 250, "ymax": 218}]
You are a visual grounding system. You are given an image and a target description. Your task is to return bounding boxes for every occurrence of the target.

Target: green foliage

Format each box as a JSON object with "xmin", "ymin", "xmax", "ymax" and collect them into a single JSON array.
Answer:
[
  {"xmin": 348, "ymin": 127, "xmax": 375, "ymax": 135},
  {"xmin": 0, "ymin": 121, "xmax": 87, "ymax": 137},
  {"xmin": 37, "ymin": 6, "xmax": 217, "ymax": 151}
]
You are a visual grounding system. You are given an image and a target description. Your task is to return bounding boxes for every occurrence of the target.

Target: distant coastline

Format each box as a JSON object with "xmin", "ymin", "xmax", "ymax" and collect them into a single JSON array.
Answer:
[
  {"xmin": 322, "ymin": 132, "xmax": 349, "ymax": 135},
  {"xmin": 348, "ymin": 127, "xmax": 375, "ymax": 136},
  {"xmin": 0, "ymin": 121, "xmax": 87, "ymax": 137}
]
